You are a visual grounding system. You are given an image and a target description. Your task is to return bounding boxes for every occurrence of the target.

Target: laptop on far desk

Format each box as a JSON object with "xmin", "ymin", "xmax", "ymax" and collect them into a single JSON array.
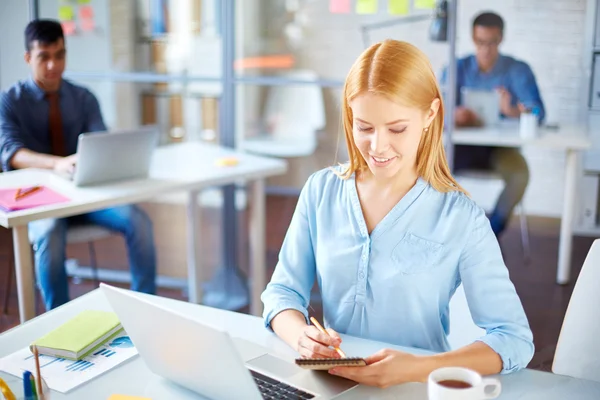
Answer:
[
  {"xmin": 72, "ymin": 126, "xmax": 159, "ymax": 186},
  {"xmin": 100, "ymin": 283, "xmax": 359, "ymax": 400}
]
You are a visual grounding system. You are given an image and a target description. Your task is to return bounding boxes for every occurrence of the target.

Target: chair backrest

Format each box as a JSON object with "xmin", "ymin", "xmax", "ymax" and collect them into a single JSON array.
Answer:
[
  {"xmin": 65, "ymin": 225, "xmax": 113, "ymax": 245},
  {"xmin": 447, "ymin": 284, "xmax": 486, "ymax": 350},
  {"xmin": 262, "ymin": 69, "xmax": 325, "ymax": 155},
  {"xmin": 552, "ymin": 239, "xmax": 600, "ymax": 382}
]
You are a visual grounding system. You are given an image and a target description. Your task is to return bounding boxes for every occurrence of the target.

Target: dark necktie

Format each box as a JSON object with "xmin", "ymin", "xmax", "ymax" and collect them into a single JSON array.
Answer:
[{"xmin": 47, "ymin": 92, "xmax": 66, "ymax": 156}]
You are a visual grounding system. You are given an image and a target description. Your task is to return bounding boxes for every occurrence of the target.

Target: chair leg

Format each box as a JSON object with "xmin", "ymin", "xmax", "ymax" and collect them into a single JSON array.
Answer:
[
  {"xmin": 88, "ymin": 242, "xmax": 100, "ymax": 288},
  {"xmin": 518, "ymin": 203, "xmax": 531, "ymax": 264}
]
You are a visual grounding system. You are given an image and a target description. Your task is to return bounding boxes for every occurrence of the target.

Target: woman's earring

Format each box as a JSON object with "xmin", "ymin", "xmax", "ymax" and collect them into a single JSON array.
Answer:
[{"xmin": 424, "ymin": 126, "xmax": 430, "ymax": 132}]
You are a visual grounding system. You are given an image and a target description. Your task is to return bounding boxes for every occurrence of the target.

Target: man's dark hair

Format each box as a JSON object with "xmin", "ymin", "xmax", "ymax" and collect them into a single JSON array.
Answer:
[
  {"xmin": 472, "ymin": 12, "xmax": 504, "ymax": 33},
  {"xmin": 24, "ymin": 19, "xmax": 64, "ymax": 51}
]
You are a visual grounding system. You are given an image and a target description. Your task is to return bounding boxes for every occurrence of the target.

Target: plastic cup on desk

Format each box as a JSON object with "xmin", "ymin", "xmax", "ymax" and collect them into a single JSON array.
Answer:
[
  {"xmin": 520, "ymin": 111, "xmax": 539, "ymax": 139},
  {"xmin": 428, "ymin": 367, "xmax": 501, "ymax": 400},
  {"xmin": 36, "ymin": 376, "xmax": 51, "ymax": 400},
  {"xmin": 0, "ymin": 373, "xmax": 50, "ymax": 400}
]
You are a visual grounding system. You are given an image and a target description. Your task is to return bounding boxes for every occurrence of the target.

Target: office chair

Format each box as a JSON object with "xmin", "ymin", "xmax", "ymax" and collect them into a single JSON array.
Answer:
[
  {"xmin": 242, "ymin": 70, "xmax": 325, "ymax": 158},
  {"xmin": 553, "ymin": 239, "xmax": 600, "ymax": 382},
  {"xmin": 455, "ymin": 170, "xmax": 531, "ymax": 263},
  {"xmin": 2, "ymin": 224, "xmax": 111, "ymax": 314}
]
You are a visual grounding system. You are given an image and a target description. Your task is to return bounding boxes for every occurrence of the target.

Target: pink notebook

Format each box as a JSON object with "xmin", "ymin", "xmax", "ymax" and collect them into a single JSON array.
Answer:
[{"xmin": 0, "ymin": 186, "xmax": 70, "ymax": 212}]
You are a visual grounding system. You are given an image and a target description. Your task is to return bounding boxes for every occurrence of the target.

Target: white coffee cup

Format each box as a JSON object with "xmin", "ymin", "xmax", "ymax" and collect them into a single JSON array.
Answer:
[
  {"xmin": 428, "ymin": 367, "xmax": 501, "ymax": 400},
  {"xmin": 520, "ymin": 112, "xmax": 538, "ymax": 139}
]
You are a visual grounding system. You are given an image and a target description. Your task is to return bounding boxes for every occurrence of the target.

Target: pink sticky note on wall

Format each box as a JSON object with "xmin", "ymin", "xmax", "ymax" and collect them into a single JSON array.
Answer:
[
  {"xmin": 330, "ymin": 0, "xmax": 351, "ymax": 13},
  {"xmin": 61, "ymin": 21, "xmax": 76, "ymax": 36},
  {"xmin": 79, "ymin": 5, "xmax": 94, "ymax": 19},
  {"xmin": 80, "ymin": 18, "xmax": 95, "ymax": 32}
]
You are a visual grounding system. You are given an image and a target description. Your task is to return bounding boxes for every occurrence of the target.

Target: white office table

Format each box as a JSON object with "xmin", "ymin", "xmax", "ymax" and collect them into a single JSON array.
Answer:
[
  {"xmin": 452, "ymin": 125, "xmax": 591, "ymax": 285},
  {"xmin": 0, "ymin": 141, "xmax": 287, "ymax": 323},
  {"xmin": 1, "ymin": 289, "xmax": 599, "ymax": 399}
]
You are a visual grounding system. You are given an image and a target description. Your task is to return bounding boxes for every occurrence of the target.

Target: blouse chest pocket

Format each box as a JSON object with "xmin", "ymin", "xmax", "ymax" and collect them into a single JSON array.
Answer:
[{"xmin": 390, "ymin": 232, "xmax": 444, "ymax": 274}]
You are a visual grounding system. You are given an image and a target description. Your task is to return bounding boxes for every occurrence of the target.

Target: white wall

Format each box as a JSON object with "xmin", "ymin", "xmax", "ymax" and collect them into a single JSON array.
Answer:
[
  {"xmin": 291, "ymin": 0, "xmax": 587, "ymax": 218},
  {"xmin": 0, "ymin": 0, "xmax": 31, "ymax": 90}
]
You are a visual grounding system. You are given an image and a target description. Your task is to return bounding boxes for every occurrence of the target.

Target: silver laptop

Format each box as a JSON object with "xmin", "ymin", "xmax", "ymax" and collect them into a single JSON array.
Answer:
[
  {"xmin": 100, "ymin": 284, "xmax": 358, "ymax": 400},
  {"xmin": 73, "ymin": 126, "xmax": 159, "ymax": 186},
  {"xmin": 461, "ymin": 88, "xmax": 501, "ymax": 126}
]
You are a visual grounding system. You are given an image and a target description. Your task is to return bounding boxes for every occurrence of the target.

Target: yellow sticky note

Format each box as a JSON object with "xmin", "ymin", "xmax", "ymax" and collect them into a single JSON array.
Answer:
[
  {"xmin": 356, "ymin": 0, "xmax": 378, "ymax": 14},
  {"xmin": 58, "ymin": 5, "xmax": 74, "ymax": 21},
  {"xmin": 388, "ymin": 0, "xmax": 409, "ymax": 15},
  {"xmin": 215, "ymin": 156, "xmax": 239, "ymax": 167},
  {"xmin": 415, "ymin": 0, "xmax": 436, "ymax": 10},
  {"xmin": 107, "ymin": 395, "xmax": 151, "ymax": 400}
]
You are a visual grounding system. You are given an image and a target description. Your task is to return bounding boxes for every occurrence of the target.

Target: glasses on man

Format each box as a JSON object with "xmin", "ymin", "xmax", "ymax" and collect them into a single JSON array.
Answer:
[{"xmin": 474, "ymin": 38, "xmax": 501, "ymax": 48}]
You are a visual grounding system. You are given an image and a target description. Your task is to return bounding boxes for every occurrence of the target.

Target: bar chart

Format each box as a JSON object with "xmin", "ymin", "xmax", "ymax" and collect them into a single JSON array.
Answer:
[{"xmin": 0, "ymin": 332, "xmax": 138, "ymax": 393}]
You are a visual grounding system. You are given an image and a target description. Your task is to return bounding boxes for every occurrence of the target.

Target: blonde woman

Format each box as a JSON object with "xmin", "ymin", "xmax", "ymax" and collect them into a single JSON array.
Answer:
[{"xmin": 261, "ymin": 40, "xmax": 533, "ymax": 388}]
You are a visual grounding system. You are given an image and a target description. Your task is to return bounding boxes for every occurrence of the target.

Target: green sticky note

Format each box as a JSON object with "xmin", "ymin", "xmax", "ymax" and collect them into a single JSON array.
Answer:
[
  {"xmin": 415, "ymin": 0, "xmax": 436, "ymax": 9},
  {"xmin": 77, "ymin": 0, "xmax": 91, "ymax": 4},
  {"xmin": 388, "ymin": 0, "xmax": 409, "ymax": 15},
  {"xmin": 58, "ymin": 5, "xmax": 74, "ymax": 21},
  {"xmin": 356, "ymin": 0, "xmax": 378, "ymax": 14}
]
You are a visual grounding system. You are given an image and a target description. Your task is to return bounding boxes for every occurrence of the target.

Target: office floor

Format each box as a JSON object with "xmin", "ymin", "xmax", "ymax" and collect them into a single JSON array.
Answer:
[{"xmin": 0, "ymin": 194, "xmax": 594, "ymax": 373}]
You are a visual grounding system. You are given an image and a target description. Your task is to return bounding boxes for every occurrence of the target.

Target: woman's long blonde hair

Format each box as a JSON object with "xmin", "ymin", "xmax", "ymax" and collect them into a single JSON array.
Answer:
[{"xmin": 338, "ymin": 39, "xmax": 466, "ymax": 194}]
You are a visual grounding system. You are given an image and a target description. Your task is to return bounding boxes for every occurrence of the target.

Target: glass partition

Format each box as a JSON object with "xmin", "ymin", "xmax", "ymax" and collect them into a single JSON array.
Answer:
[
  {"xmin": 33, "ymin": 0, "xmax": 224, "ymax": 148},
  {"xmin": 37, "ymin": 0, "xmax": 222, "ymax": 79},
  {"xmin": 71, "ymin": 79, "xmax": 220, "ymax": 145},
  {"xmin": 0, "ymin": 0, "xmax": 31, "ymax": 90}
]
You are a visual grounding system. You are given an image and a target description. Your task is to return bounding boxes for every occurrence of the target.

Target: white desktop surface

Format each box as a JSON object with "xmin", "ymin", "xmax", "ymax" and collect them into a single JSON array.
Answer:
[
  {"xmin": 453, "ymin": 124, "xmax": 590, "ymax": 150},
  {"xmin": 0, "ymin": 142, "xmax": 285, "ymax": 227},
  {"xmin": 0, "ymin": 141, "xmax": 287, "ymax": 322},
  {"xmin": 1, "ymin": 289, "xmax": 599, "ymax": 399}
]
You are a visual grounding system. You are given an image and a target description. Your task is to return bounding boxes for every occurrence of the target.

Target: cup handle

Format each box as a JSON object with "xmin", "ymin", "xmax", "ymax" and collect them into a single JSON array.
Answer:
[{"xmin": 481, "ymin": 377, "xmax": 501, "ymax": 399}]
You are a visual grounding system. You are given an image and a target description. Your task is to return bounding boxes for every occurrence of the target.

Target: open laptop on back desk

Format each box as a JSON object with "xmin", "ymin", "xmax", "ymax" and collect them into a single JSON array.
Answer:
[
  {"xmin": 70, "ymin": 126, "xmax": 159, "ymax": 186},
  {"xmin": 100, "ymin": 284, "xmax": 359, "ymax": 400}
]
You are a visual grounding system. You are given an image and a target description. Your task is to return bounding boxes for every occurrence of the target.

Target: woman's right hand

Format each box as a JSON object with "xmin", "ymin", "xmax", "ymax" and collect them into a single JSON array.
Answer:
[{"xmin": 296, "ymin": 326, "xmax": 343, "ymax": 359}]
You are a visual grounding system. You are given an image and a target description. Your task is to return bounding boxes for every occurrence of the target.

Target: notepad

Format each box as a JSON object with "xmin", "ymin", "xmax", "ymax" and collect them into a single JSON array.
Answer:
[
  {"xmin": 30, "ymin": 310, "xmax": 122, "ymax": 360},
  {"xmin": 0, "ymin": 186, "xmax": 70, "ymax": 212},
  {"xmin": 295, "ymin": 357, "xmax": 367, "ymax": 370}
]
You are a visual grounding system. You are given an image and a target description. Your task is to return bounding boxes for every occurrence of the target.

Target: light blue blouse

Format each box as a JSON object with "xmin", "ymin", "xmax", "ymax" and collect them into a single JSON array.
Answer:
[{"xmin": 261, "ymin": 168, "xmax": 534, "ymax": 373}]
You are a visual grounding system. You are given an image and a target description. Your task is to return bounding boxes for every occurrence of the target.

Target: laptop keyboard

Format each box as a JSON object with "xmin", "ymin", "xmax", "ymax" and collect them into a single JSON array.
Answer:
[{"xmin": 250, "ymin": 370, "xmax": 315, "ymax": 399}]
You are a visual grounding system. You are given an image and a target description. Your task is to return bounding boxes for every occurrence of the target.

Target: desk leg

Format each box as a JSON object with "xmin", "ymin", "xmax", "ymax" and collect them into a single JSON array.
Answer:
[
  {"xmin": 186, "ymin": 190, "xmax": 203, "ymax": 303},
  {"xmin": 557, "ymin": 149, "xmax": 578, "ymax": 285},
  {"xmin": 13, "ymin": 225, "xmax": 35, "ymax": 322},
  {"xmin": 249, "ymin": 179, "xmax": 266, "ymax": 316}
]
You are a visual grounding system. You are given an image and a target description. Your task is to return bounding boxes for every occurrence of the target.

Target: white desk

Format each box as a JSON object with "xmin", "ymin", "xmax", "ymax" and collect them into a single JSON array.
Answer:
[
  {"xmin": 452, "ymin": 125, "xmax": 591, "ymax": 285},
  {"xmin": 0, "ymin": 142, "xmax": 287, "ymax": 323},
  {"xmin": 1, "ymin": 289, "xmax": 599, "ymax": 399}
]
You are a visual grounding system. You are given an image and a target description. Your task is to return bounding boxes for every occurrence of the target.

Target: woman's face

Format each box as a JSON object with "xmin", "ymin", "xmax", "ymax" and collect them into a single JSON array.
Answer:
[{"xmin": 350, "ymin": 92, "xmax": 437, "ymax": 181}]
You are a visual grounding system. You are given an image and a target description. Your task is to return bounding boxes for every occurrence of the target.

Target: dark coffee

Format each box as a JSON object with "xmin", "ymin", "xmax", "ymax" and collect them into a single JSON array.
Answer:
[{"xmin": 437, "ymin": 379, "xmax": 472, "ymax": 389}]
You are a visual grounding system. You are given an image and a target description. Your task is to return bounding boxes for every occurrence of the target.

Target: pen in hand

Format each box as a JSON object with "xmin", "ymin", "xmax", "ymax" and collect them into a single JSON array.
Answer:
[{"xmin": 309, "ymin": 316, "xmax": 347, "ymax": 358}]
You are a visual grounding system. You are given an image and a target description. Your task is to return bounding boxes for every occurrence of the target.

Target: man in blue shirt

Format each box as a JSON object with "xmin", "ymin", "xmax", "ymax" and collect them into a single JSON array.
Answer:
[
  {"xmin": 0, "ymin": 20, "xmax": 157, "ymax": 310},
  {"xmin": 442, "ymin": 12, "xmax": 545, "ymax": 237}
]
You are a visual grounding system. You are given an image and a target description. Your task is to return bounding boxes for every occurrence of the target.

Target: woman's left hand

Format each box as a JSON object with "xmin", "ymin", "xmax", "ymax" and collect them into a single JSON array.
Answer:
[{"xmin": 328, "ymin": 349, "xmax": 426, "ymax": 388}]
